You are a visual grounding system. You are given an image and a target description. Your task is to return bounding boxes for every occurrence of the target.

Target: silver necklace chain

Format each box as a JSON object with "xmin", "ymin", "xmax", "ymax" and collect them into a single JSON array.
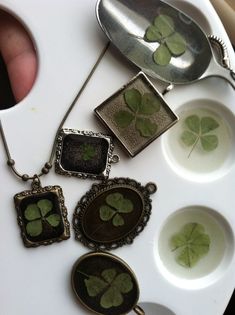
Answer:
[{"xmin": 0, "ymin": 42, "xmax": 110, "ymax": 182}]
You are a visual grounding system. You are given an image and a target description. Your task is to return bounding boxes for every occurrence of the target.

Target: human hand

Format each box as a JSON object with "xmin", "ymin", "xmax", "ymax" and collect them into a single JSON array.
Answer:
[{"xmin": 0, "ymin": 10, "xmax": 37, "ymax": 103}]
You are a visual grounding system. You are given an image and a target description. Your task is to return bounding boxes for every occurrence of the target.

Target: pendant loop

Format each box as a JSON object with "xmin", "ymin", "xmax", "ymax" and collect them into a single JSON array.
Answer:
[
  {"xmin": 31, "ymin": 174, "xmax": 42, "ymax": 190},
  {"xmin": 133, "ymin": 305, "xmax": 145, "ymax": 315}
]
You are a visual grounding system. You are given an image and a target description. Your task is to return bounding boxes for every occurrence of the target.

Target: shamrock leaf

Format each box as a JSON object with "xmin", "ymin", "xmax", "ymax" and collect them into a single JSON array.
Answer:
[
  {"xmin": 145, "ymin": 25, "xmax": 162, "ymax": 42},
  {"xmin": 154, "ymin": 14, "xmax": 174, "ymax": 37},
  {"xmin": 165, "ymin": 32, "xmax": 186, "ymax": 56},
  {"xmin": 26, "ymin": 220, "xmax": 42, "ymax": 237},
  {"xmin": 99, "ymin": 193, "xmax": 133, "ymax": 227},
  {"xmin": 81, "ymin": 144, "xmax": 96, "ymax": 161},
  {"xmin": 135, "ymin": 117, "xmax": 158, "ymax": 137},
  {"xmin": 114, "ymin": 110, "xmax": 134, "ymax": 128},
  {"xmin": 153, "ymin": 44, "xmax": 171, "ymax": 66},
  {"xmin": 171, "ymin": 223, "xmax": 210, "ymax": 268},
  {"xmin": 124, "ymin": 88, "xmax": 141, "ymax": 113},
  {"xmin": 85, "ymin": 276, "xmax": 108, "ymax": 297},
  {"xmin": 144, "ymin": 14, "xmax": 187, "ymax": 66},
  {"xmin": 46, "ymin": 214, "xmax": 61, "ymax": 227},
  {"xmin": 37, "ymin": 199, "xmax": 53, "ymax": 217},
  {"xmin": 139, "ymin": 93, "xmax": 161, "ymax": 115},
  {"xmin": 83, "ymin": 268, "xmax": 133, "ymax": 309},
  {"xmin": 114, "ymin": 88, "xmax": 161, "ymax": 138},
  {"xmin": 24, "ymin": 198, "xmax": 61, "ymax": 237},
  {"xmin": 181, "ymin": 115, "xmax": 219, "ymax": 158}
]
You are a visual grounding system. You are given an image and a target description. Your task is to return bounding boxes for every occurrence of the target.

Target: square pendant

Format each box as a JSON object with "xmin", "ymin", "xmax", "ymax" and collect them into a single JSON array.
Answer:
[
  {"xmin": 14, "ymin": 185, "xmax": 70, "ymax": 247},
  {"xmin": 55, "ymin": 129, "xmax": 116, "ymax": 180},
  {"xmin": 94, "ymin": 72, "xmax": 178, "ymax": 157}
]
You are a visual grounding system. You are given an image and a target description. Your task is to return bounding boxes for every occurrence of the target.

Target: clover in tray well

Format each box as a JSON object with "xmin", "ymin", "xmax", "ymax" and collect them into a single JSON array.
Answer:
[
  {"xmin": 80, "ymin": 268, "xmax": 133, "ymax": 309},
  {"xmin": 145, "ymin": 14, "xmax": 186, "ymax": 66},
  {"xmin": 114, "ymin": 88, "xmax": 161, "ymax": 138},
  {"xmin": 99, "ymin": 192, "xmax": 134, "ymax": 227},
  {"xmin": 24, "ymin": 199, "xmax": 61, "ymax": 237},
  {"xmin": 181, "ymin": 115, "xmax": 219, "ymax": 158},
  {"xmin": 171, "ymin": 223, "xmax": 210, "ymax": 268}
]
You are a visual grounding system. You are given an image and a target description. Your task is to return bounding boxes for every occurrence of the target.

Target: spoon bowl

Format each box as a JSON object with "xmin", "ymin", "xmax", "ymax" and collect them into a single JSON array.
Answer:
[{"xmin": 96, "ymin": 0, "xmax": 235, "ymax": 88}]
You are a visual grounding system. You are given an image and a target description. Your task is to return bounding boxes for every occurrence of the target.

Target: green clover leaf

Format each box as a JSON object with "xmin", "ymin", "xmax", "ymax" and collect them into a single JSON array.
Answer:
[
  {"xmin": 165, "ymin": 32, "xmax": 186, "ymax": 56},
  {"xmin": 144, "ymin": 14, "xmax": 186, "ymax": 66},
  {"xmin": 114, "ymin": 110, "xmax": 135, "ymax": 128},
  {"xmin": 145, "ymin": 25, "xmax": 162, "ymax": 42},
  {"xmin": 37, "ymin": 199, "xmax": 53, "ymax": 217},
  {"xmin": 83, "ymin": 268, "xmax": 133, "ymax": 309},
  {"xmin": 181, "ymin": 115, "xmax": 219, "ymax": 157},
  {"xmin": 81, "ymin": 144, "xmax": 96, "ymax": 161},
  {"xmin": 135, "ymin": 117, "xmax": 158, "ymax": 138},
  {"xmin": 124, "ymin": 88, "xmax": 141, "ymax": 113},
  {"xmin": 114, "ymin": 88, "xmax": 160, "ymax": 138},
  {"xmin": 24, "ymin": 198, "xmax": 61, "ymax": 237},
  {"xmin": 153, "ymin": 44, "xmax": 171, "ymax": 66},
  {"xmin": 154, "ymin": 14, "xmax": 174, "ymax": 37},
  {"xmin": 99, "ymin": 193, "xmax": 133, "ymax": 227},
  {"xmin": 171, "ymin": 223, "xmax": 210, "ymax": 268},
  {"xmin": 26, "ymin": 220, "xmax": 42, "ymax": 237},
  {"xmin": 139, "ymin": 93, "xmax": 161, "ymax": 115}
]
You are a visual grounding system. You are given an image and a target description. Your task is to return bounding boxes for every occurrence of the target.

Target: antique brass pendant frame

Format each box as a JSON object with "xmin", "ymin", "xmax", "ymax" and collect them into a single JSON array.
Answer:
[
  {"xmin": 71, "ymin": 251, "xmax": 145, "ymax": 315},
  {"xmin": 95, "ymin": 72, "xmax": 178, "ymax": 157},
  {"xmin": 73, "ymin": 177, "xmax": 157, "ymax": 251},
  {"xmin": 14, "ymin": 178, "xmax": 70, "ymax": 248},
  {"xmin": 55, "ymin": 129, "xmax": 119, "ymax": 180}
]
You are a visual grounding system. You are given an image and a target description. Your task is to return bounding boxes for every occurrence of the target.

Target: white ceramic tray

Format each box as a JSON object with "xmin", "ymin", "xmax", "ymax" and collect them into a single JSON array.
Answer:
[{"xmin": 0, "ymin": 1, "xmax": 234, "ymax": 314}]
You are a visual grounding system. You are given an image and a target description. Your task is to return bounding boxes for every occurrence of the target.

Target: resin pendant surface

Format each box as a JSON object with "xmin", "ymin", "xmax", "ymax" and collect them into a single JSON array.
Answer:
[
  {"xmin": 14, "ymin": 181, "xmax": 70, "ymax": 247},
  {"xmin": 73, "ymin": 177, "xmax": 157, "ymax": 250},
  {"xmin": 95, "ymin": 72, "xmax": 178, "ymax": 157},
  {"xmin": 71, "ymin": 252, "xmax": 144, "ymax": 315},
  {"xmin": 55, "ymin": 129, "xmax": 119, "ymax": 180}
]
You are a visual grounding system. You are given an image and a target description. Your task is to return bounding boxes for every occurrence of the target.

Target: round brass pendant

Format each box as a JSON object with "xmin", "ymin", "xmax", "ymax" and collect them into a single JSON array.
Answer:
[{"xmin": 73, "ymin": 177, "xmax": 157, "ymax": 250}]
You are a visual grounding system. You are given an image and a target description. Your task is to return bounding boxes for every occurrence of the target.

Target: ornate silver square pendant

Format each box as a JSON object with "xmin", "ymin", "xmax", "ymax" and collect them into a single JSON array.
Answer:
[
  {"xmin": 95, "ymin": 72, "xmax": 178, "ymax": 157},
  {"xmin": 55, "ymin": 129, "xmax": 119, "ymax": 180},
  {"xmin": 14, "ymin": 185, "xmax": 70, "ymax": 248}
]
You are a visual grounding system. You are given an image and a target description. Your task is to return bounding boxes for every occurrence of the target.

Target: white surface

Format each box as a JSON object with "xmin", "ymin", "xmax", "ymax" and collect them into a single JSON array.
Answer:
[{"xmin": 0, "ymin": 1, "xmax": 234, "ymax": 315}]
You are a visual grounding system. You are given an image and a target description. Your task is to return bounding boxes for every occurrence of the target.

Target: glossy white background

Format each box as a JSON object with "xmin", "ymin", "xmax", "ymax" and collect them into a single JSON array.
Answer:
[{"xmin": 0, "ymin": 1, "xmax": 234, "ymax": 314}]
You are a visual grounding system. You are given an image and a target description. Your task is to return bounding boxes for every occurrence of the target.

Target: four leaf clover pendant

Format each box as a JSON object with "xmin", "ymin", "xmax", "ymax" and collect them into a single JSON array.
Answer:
[
  {"xmin": 71, "ymin": 252, "xmax": 145, "ymax": 315},
  {"xmin": 73, "ymin": 177, "xmax": 157, "ymax": 250},
  {"xmin": 55, "ymin": 129, "xmax": 119, "ymax": 180},
  {"xmin": 14, "ymin": 176, "xmax": 70, "ymax": 247},
  {"xmin": 95, "ymin": 72, "xmax": 178, "ymax": 157}
]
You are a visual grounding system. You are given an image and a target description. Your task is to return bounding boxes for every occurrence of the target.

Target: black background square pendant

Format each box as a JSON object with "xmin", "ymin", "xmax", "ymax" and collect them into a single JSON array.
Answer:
[
  {"xmin": 55, "ymin": 129, "xmax": 115, "ymax": 180},
  {"xmin": 14, "ymin": 185, "xmax": 70, "ymax": 247}
]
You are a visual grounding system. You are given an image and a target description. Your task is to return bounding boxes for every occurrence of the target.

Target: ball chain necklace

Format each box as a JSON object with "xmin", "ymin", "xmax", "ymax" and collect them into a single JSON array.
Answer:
[{"xmin": 0, "ymin": 43, "xmax": 111, "ymax": 248}]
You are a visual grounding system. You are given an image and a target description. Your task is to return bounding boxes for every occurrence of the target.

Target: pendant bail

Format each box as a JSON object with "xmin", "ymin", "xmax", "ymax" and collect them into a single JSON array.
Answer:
[{"xmin": 31, "ymin": 174, "xmax": 42, "ymax": 190}]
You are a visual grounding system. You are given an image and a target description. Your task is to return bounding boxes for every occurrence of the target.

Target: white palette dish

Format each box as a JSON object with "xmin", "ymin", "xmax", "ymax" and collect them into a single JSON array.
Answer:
[{"xmin": 0, "ymin": 1, "xmax": 234, "ymax": 315}]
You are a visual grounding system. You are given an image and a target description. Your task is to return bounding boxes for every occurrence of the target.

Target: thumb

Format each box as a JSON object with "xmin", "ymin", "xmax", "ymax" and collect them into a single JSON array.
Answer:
[{"xmin": 0, "ymin": 10, "xmax": 37, "ymax": 103}]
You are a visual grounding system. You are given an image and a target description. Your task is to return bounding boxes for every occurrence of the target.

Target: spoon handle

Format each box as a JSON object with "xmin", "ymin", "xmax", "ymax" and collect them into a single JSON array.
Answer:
[{"xmin": 207, "ymin": 35, "xmax": 235, "ymax": 89}]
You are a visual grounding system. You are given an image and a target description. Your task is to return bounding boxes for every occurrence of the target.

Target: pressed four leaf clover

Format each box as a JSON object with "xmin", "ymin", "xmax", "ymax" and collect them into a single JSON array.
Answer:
[
  {"xmin": 114, "ymin": 88, "xmax": 161, "ymax": 138},
  {"xmin": 170, "ymin": 223, "xmax": 210, "ymax": 268},
  {"xmin": 181, "ymin": 115, "xmax": 219, "ymax": 158},
  {"xmin": 99, "ymin": 192, "xmax": 133, "ymax": 227},
  {"xmin": 24, "ymin": 199, "xmax": 61, "ymax": 237},
  {"xmin": 83, "ymin": 268, "xmax": 133, "ymax": 309},
  {"xmin": 145, "ymin": 14, "xmax": 186, "ymax": 66},
  {"xmin": 81, "ymin": 143, "xmax": 96, "ymax": 161}
]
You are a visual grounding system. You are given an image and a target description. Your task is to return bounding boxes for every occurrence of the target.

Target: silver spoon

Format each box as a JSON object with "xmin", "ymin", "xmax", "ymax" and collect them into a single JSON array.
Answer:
[{"xmin": 96, "ymin": 0, "xmax": 235, "ymax": 89}]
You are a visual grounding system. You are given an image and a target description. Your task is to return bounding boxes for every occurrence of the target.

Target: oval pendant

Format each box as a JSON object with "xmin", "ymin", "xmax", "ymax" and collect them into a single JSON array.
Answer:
[
  {"xmin": 71, "ymin": 252, "xmax": 145, "ymax": 315},
  {"xmin": 73, "ymin": 177, "xmax": 157, "ymax": 250}
]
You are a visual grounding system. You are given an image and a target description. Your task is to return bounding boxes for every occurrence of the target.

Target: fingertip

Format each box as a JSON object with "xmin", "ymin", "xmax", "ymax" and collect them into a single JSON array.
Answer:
[
  {"xmin": 0, "ymin": 10, "xmax": 38, "ymax": 103},
  {"xmin": 7, "ymin": 50, "xmax": 37, "ymax": 102}
]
